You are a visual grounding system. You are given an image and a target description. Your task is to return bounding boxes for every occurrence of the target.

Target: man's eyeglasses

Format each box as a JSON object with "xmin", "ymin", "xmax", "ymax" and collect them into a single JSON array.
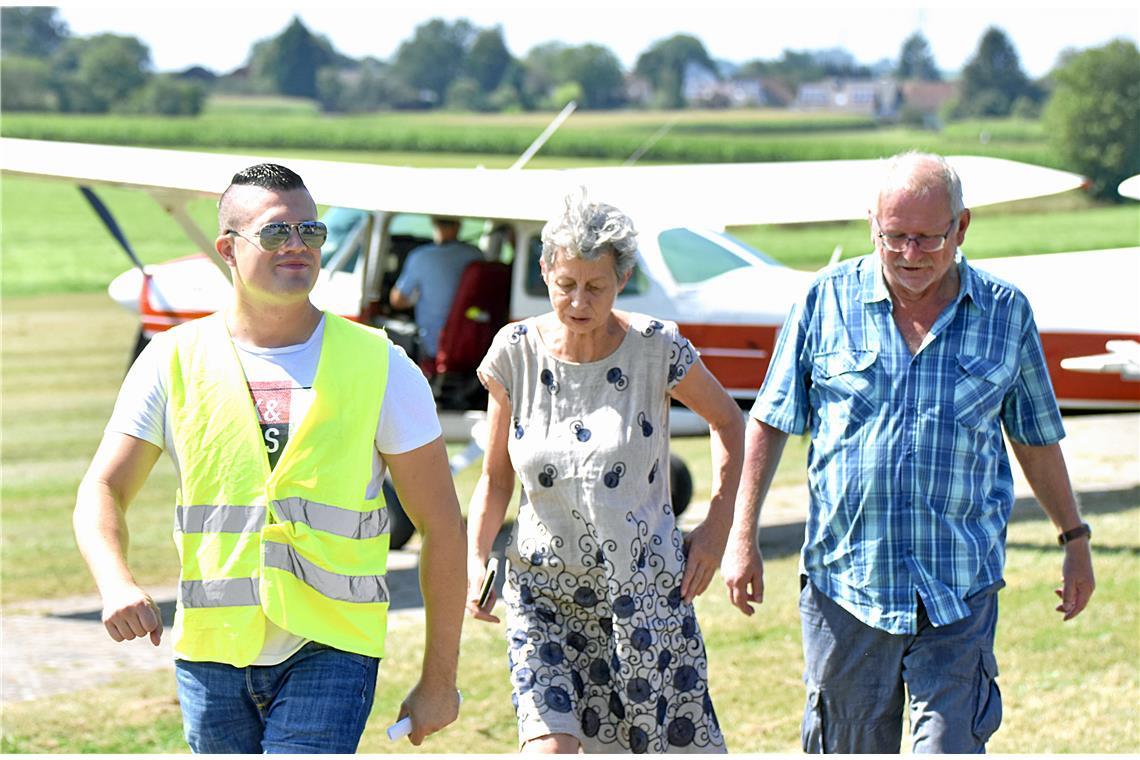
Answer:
[
  {"xmin": 226, "ymin": 221, "xmax": 327, "ymax": 251},
  {"xmin": 874, "ymin": 216, "xmax": 957, "ymax": 253}
]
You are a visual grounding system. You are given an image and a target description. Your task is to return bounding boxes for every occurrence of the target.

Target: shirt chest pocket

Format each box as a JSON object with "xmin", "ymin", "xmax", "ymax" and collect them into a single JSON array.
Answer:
[
  {"xmin": 811, "ymin": 349, "xmax": 880, "ymax": 420},
  {"xmin": 954, "ymin": 354, "xmax": 1014, "ymax": 429}
]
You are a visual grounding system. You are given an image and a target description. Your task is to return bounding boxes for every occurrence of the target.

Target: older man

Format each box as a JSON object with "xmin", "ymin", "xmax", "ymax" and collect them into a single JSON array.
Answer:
[
  {"xmin": 73, "ymin": 163, "xmax": 466, "ymax": 752},
  {"xmin": 722, "ymin": 151, "xmax": 1094, "ymax": 753}
]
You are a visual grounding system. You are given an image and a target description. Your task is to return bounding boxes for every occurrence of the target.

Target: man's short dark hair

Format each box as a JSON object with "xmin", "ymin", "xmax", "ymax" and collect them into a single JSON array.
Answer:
[
  {"xmin": 218, "ymin": 163, "xmax": 308, "ymax": 232},
  {"xmin": 229, "ymin": 163, "xmax": 306, "ymax": 192}
]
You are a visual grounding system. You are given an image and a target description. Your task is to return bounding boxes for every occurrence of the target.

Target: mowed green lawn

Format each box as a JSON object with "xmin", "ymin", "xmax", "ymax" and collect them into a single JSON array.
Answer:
[{"xmin": 1, "ymin": 134, "xmax": 1138, "ymax": 752}]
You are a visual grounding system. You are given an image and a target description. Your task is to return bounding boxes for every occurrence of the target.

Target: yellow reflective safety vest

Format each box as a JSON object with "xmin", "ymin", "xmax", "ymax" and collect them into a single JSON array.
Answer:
[{"xmin": 167, "ymin": 312, "xmax": 391, "ymax": 667}]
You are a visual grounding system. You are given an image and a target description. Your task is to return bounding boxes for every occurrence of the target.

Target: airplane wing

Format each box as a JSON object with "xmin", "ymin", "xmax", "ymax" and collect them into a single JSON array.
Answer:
[
  {"xmin": 1060, "ymin": 340, "xmax": 1140, "ymax": 381},
  {"xmin": 1119, "ymin": 175, "xmax": 1140, "ymax": 201},
  {"xmin": 1, "ymin": 138, "xmax": 1085, "ymax": 228}
]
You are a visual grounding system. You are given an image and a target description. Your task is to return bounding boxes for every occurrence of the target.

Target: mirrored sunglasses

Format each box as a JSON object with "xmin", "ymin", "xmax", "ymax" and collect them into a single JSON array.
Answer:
[{"xmin": 228, "ymin": 221, "xmax": 327, "ymax": 251}]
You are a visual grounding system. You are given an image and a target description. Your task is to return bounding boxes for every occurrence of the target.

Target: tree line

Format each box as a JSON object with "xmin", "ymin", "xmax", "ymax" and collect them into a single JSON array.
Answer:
[
  {"xmin": 0, "ymin": 7, "xmax": 204, "ymax": 115},
  {"xmin": 1, "ymin": 8, "xmax": 1136, "ymax": 197}
]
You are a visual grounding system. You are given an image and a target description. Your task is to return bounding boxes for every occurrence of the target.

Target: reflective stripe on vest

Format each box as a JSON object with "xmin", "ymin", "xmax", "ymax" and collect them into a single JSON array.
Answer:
[
  {"xmin": 176, "ymin": 499, "xmax": 389, "ymax": 541},
  {"xmin": 177, "ymin": 504, "xmax": 265, "ymax": 535},
  {"xmin": 272, "ymin": 497, "xmax": 390, "ymax": 540},
  {"xmin": 182, "ymin": 578, "xmax": 260, "ymax": 608},
  {"xmin": 264, "ymin": 541, "xmax": 389, "ymax": 604}
]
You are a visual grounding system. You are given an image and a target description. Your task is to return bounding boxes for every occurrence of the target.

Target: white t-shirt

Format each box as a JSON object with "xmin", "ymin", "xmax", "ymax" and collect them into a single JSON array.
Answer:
[{"xmin": 107, "ymin": 315, "xmax": 441, "ymax": 665}]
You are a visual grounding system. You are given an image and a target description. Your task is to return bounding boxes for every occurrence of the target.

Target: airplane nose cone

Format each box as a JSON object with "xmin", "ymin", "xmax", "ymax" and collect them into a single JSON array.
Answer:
[{"xmin": 108, "ymin": 267, "xmax": 144, "ymax": 312}]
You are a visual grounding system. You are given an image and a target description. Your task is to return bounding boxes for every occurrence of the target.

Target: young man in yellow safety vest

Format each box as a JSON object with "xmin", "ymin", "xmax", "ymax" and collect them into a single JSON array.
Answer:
[{"xmin": 73, "ymin": 164, "xmax": 466, "ymax": 752}]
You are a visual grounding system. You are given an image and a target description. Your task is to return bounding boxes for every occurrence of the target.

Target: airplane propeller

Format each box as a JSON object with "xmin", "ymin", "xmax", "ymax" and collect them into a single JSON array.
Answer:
[{"xmin": 79, "ymin": 185, "xmax": 146, "ymax": 273}]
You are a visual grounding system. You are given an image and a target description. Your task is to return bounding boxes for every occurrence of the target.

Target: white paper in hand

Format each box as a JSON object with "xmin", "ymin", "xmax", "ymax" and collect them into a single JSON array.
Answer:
[{"xmin": 387, "ymin": 690, "xmax": 463, "ymax": 741}]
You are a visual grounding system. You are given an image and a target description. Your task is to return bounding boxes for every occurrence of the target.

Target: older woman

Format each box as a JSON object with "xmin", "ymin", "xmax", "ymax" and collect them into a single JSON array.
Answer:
[{"xmin": 466, "ymin": 190, "xmax": 744, "ymax": 753}]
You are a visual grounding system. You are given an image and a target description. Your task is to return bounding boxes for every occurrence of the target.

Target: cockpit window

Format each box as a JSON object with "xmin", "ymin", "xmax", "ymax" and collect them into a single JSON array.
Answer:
[
  {"xmin": 387, "ymin": 213, "xmax": 485, "ymax": 243},
  {"xmin": 320, "ymin": 207, "xmax": 369, "ymax": 269},
  {"xmin": 657, "ymin": 228, "xmax": 774, "ymax": 284}
]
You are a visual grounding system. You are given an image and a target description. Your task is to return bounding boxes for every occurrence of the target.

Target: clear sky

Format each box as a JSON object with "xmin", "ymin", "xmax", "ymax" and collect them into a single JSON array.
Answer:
[{"xmin": 48, "ymin": 1, "xmax": 1140, "ymax": 78}]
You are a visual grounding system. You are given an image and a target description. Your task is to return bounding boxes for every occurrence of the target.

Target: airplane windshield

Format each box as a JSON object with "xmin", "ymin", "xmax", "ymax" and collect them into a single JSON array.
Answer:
[
  {"xmin": 657, "ymin": 228, "xmax": 780, "ymax": 284},
  {"xmin": 320, "ymin": 207, "xmax": 370, "ymax": 268},
  {"xmin": 388, "ymin": 213, "xmax": 486, "ymax": 244}
]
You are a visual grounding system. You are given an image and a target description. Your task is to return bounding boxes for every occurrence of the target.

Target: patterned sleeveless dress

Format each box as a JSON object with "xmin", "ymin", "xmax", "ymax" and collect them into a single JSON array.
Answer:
[{"xmin": 477, "ymin": 312, "xmax": 726, "ymax": 753}]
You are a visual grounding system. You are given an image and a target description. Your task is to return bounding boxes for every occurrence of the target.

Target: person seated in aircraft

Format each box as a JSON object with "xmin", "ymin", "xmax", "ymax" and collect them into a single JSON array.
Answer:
[
  {"xmin": 464, "ymin": 188, "xmax": 744, "ymax": 754},
  {"xmin": 389, "ymin": 216, "xmax": 484, "ymax": 371}
]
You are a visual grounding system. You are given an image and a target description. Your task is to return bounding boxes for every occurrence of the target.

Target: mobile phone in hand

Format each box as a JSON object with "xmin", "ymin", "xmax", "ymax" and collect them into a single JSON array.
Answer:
[{"xmin": 477, "ymin": 557, "xmax": 499, "ymax": 609}]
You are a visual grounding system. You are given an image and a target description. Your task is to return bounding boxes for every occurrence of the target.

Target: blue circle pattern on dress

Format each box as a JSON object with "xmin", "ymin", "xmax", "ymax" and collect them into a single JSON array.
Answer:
[
  {"xmin": 502, "ymin": 318, "xmax": 721, "ymax": 753},
  {"xmin": 606, "ymin": 366, "xmax": 629, "ymax": 390},
  {"xmin": 668, "ymin": 340, "xmax": 695, "ymax": 385},
  {"xmin": 540, "ymin": 367, "xmax": 560, "ymax": 394},
  {"xmin": 573, "ymin": 586, "xmax": 598, "ymax": 607},
  {"xmin": 603, "ymin": 462, "xmax": 626, "ymax": 488},
  {"xmin": 638, "ymin": 411, "xmax": 653, "ymax": 437}
]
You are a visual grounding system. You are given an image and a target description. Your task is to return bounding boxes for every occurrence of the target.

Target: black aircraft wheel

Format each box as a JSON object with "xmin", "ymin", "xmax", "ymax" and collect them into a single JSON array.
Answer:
[
  {"xmin": 669, "ymin": 454, "xmax": 693, "ymax": 517},
  {"xmin": 382, "ymin": 477, "xmax": 417, "ymax": 550},
  {"xmin": 128, "ymin": 328, "xmax": 150, "ymax": 370}
]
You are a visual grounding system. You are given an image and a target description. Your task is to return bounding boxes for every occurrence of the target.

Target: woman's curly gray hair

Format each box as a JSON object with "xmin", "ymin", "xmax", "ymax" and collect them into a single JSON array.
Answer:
[{"xmin": 540, "ymin": 188, "xmax": 638, "ymax": 279}]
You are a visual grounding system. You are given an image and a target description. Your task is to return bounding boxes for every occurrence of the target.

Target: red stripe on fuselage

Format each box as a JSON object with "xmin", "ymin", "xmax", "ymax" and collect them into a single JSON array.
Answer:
[{"xmin": 679, "ymin": 321, "xmax": 1139, "ymax": 410}]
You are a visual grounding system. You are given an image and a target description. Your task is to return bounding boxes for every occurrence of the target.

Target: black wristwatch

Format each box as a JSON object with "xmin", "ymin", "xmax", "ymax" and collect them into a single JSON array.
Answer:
[{"xmin": 1057, "ymin": 522, "xmax": 1091, "ymax": 545}]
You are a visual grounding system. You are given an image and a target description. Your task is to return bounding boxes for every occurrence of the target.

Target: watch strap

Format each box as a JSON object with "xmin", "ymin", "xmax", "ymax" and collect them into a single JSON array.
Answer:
[{"xmin": 1057, "ymin": 522, "xmax": 1091, "ymax": 545}]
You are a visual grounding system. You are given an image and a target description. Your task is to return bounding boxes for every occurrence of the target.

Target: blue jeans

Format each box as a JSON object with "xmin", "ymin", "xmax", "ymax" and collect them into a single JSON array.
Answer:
[
  {"xmin": 799, "ymin": 578, "xmax": 1002, "ymax": 754},
  {"xmin": 174, "ymin": 641, "xmax": 379, "ymax": 754}
]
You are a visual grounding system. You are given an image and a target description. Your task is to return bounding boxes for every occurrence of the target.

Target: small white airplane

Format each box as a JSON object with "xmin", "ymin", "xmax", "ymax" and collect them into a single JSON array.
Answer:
[
  {"xmin": 5, "ymin": 136, "xmax": 1136, "ymax": 410},
  {"xmin": 3, "ymin": 138, "xmax": 1138, "ymax": 543}
]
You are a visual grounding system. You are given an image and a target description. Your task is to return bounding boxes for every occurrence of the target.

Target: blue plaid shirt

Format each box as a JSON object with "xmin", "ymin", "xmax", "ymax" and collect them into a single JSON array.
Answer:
[{"xmin": 753, "ymin": 253, "xmax": 1064, "ymax": 633}]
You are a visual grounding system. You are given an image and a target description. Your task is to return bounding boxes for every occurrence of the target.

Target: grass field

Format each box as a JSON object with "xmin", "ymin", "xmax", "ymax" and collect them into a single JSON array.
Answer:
[
  {"xmin": 1, "ymin": 115, "xmax": 1138, "ymax": 752},
  {"xmin": 0, "ymin": 108, "xmax": 1063, "ymax": 166}
]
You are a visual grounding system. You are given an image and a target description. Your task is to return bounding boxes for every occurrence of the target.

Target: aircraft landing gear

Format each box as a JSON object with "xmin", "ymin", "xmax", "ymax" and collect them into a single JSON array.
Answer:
[
  {"xmin": 129, "ymin": 328, "xmax": 150, "ymax": 368},
  {"xmin": 382, "ymin": 476, "xmax": 417, "ymax": 550},
  {"xmin": 669, "ymin": 454, "xmax": 693, "ymax": 517}
]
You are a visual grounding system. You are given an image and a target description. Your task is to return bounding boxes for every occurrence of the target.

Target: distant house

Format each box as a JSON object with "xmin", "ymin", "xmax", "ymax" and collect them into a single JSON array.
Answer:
[
  {"xmin": 625, "ymin": 74, "xmax": 653, "ymax": 107},
  {"xmin": 682, "ymin": 62, "xmax": 773, "ymax": 108},
  {"xmin": 681, "ymin": 62, "xmax": 718, "ymax": 103},
  {"xmin": 758, "ymin": 79, "xmax": 795, "ymax": 108},
  {"xmin": 795, "ymin": 77, "xmax": 901, "ymax": 118},
  {"xmin": 898, "ymin": 80, "xmax": 958, "ymax": 116},
  {"xmin": 175, "ymin": 66, "xmax": 218, "ymax": 84}
]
